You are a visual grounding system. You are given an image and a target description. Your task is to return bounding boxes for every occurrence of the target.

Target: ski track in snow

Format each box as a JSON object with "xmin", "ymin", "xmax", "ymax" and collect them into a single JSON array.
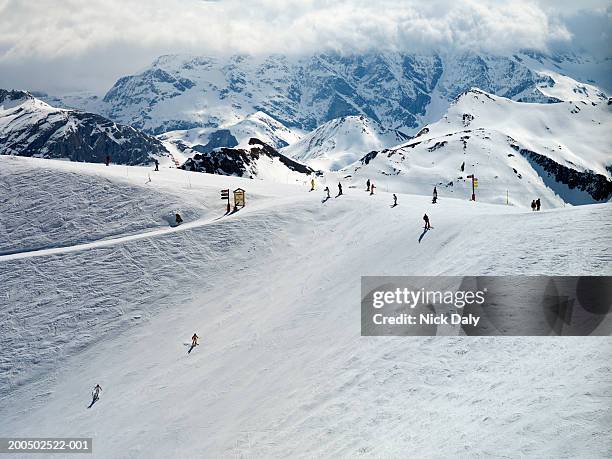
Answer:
[{"xmin": 0, "ymin": 156, "xmax": 611, "ymax": 458}]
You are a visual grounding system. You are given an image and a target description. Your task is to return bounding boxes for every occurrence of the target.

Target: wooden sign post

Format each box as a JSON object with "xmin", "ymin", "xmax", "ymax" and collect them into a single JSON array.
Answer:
[
  {"xmin": 233, "ymin": 188, "xmax": 246, "ymax": 211},
  {"xmin": 221, "ymin": 189, "xmax": 230, "ymax": 213}
]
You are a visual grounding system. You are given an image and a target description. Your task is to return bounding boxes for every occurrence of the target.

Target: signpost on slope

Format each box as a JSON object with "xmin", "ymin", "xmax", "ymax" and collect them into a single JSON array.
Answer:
[
  {"xmin": 467, "ymin": 174, "xmax": 478, "ymax": 201},
  {"xmin": 233, "ymin": 188, "xmax": 246, "ymax": 211},
  {"xmin": 221, "ymin": 189, "xmax": 230, "ymax": 213}
]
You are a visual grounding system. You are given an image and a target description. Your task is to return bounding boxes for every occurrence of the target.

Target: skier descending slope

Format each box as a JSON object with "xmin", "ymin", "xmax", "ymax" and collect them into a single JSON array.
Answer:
[
  {"xmin": 366, "ymin": 179, "xmax": 371, "ymax": 192},
  {"xmin": 188, "ymin": 333, "xmax": 199, "ymax": 354},
  {"xmin": 393, "ymin": 194, "xmax": 398, "ymax": 207},
  {"xmin": 88, "ymin": 384, "xmax": 102, "ymax": 408},
  {"xmin": 310, "ymin": 178, "xmax": 315, "ymax": 192},
  {"xmin": 337, "ymin": 182, "xmax": 343, "ymax": 197},
  {"xmin": 423, "ymin": 213, "xmax": 432, "ymax": 230}
]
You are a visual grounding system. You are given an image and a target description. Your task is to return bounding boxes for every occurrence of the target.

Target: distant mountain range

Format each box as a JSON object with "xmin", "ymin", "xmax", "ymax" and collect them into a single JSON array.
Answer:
[
  {"xmin": 3, "ymin": 49, "xmax": 611, "ymax": 206},
  {"xmin": 0, "ymin": 90, "xmax": 167, "ymax": 165},
  {"xmin": 38, "ymin": 50, "xmax": 609, "ymax": 136}
]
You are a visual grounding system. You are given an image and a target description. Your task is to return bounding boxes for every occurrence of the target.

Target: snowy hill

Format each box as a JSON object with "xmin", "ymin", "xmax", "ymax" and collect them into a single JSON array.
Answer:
[
  {"xmin": 180, "ymin": 138, "xmax": 314, "ymax": 182},
  {"xmin": 339, "ymin": 89, "xmax": 612, "ymax": 207},
  {"xmin": 0, "ymin": 89, "xmax": 168, "ymax": 165},
  {"xmin": 1, "ymin": 156, "xmax": 610, "ymax": 457},
  {"xmin": 282, "ymin": 115, "xmax": 408, "ymax": 171},
  {"xmin": 91, "ymin": 51, "xmax": 608, "ymax": 135},
  {"xmin": 159, "ymin": 111, "xmax": 302, "ymax": 153}
]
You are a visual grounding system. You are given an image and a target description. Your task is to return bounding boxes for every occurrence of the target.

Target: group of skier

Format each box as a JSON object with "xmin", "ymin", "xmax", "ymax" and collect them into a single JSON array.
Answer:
[
  {"xmin": 315, "ymin": 178, "xmax": 434, "ymax": 231},
  {"xmin": 89, "ymin": 332, "xmax": 200, "ymax": 405},
  {"xmin": 531, "ymin": 198, "xmax": 542, "ymax": 211}
]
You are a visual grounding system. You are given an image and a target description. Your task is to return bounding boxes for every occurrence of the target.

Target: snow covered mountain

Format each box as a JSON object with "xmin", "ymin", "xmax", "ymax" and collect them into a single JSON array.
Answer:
[
  {"xmin": 339, "ymin": 89, "xmax": 612, "ymax": 207},
  {"xmin": 159, "ymin": 110, "xmax": 302, "ymax": 154},
  {"xmin": 92, "ymin": 51, "xmax": 608, "ymax": 135},
  {"xmin": 282, "ymin": 115, "xmax": 408, "ymax": 171},
  {"xmin": 0, "ymin": 89, "xmax": 168, "ymax": 165},
  {"xmin": 180, "ymin": 138, "xmax": 314, "ymax": 182}
]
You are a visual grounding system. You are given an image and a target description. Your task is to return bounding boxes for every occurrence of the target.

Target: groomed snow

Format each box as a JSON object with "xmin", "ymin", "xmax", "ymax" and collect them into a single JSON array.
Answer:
[{"xmin": 0, "ymin": 156, "xmax": 610, "ymax": 458}]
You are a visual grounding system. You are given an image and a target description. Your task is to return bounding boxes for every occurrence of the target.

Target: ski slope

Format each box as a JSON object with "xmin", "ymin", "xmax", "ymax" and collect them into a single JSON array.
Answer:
[
  {"xmin": 1, "ymin": 156, "xmax": 611, "ymax": 458},
  {"xmin": 340, "ymin": 89, "xmax": 612, "ymax": 207}
]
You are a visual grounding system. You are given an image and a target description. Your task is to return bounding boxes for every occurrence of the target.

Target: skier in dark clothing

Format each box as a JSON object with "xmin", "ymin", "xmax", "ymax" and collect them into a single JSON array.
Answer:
[
  {"xmin": 324, "ymin": 186, "xmax": 330, "ymax": 199},
  {"xmin": 337, "ymin": 182, "xmax": 343, "ymax": 196},
  {"xmin": 92, "ymin": 384, "xmax": 102, "ymax": 401},
  {"xmin": 154, "ymin": 159, "xmax": 159, "ymax": 171},
  {"xmin": 175, "ymin": 213, "xmax": 183, "ymax": 225},
  {"xmin": 531, "ymin": 200, "xmax": 536, "ymax": 211},
  {"xmin": 366, "ymin": 179, "xmax": 371, "ymax": 192},
  {"xmin": 188, "ymin": 333, "xmax": 199, "ymax": 354},
  {"xmin": 370, "ymin": 183, "xmax": 375, "ymax": 195},
  {"xmin": 105, "ymin": 155, "xmax": 111, "ymax": 166},
  {"xmin": 393, "ymin": 194, "xmax": 397, "ymax": 206},
  {"xmin": 433, "ymin": 186, "xmax": 437, "ymax": 199},
  {"xmin": 423, "ymin": 214, "xmax": 431, "ymax": 230},
  {"xmin": 460, "ymin": 162, "xmax": 465, "ymax": 172},
  {"xmin": 536, "ymin": 198, "xmax": 541, "ymax": 211}
]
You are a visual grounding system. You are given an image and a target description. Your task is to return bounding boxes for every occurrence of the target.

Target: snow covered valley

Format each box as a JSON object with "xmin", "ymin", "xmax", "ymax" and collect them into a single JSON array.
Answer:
[{"xmin": 0, "ymin": 156, "xmax": 611, "ymax": 457}]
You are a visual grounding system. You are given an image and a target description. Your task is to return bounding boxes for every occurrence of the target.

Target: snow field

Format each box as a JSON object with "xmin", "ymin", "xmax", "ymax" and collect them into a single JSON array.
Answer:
[{"xmin": 0, "ymin": 156, "xmax": 610, "ymax": 457}]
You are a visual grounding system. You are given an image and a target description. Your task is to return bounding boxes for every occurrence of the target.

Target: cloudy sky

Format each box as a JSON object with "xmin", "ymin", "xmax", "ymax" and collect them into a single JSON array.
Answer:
[{"xmin": 0, "ymin": 0, "xmax": 610, "ymax": 94}]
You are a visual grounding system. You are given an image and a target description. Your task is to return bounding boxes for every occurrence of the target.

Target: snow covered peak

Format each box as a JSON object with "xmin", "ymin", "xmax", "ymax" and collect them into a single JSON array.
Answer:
[
  {"xmin": 0, "ymin": 89, "xmax": 38, "ymax": 110},
  {"xmin": 0, "ymin": 91, "xmax": 168, "ymax": 164},
  {"xmin": 86, "ymin": 50, "xmax": 608, "ymax": 136},
  {"xmin": 344, "ymin": 90, "xmax": 612, "ymax": 207},
  {"xmin": 282, "ymin": 115, "xmax": 408, "ymax": 171}
]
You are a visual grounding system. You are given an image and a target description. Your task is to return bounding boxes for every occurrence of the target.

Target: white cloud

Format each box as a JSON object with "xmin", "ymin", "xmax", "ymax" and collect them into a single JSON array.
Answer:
[{"xmin": 0, "ymin": 0, "xmax": 607, "ymax": 92}]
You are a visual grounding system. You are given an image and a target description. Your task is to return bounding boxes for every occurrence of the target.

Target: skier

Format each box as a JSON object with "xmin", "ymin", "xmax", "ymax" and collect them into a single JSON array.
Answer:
[
  {"xmin": 366, "ymin": 179, "xmax": 371, "ymax": 192},
  {"xmin": 154, "ymin": 159, "xmax": 159, "ymax": 171},
  {"xmin": 531, "ymin": 200, "xmax": 536, "ymax": 211},
  {"xmin": 423, "ymin": 213, "xmax": 431, "ymax": 230},
  {"xmin": 310, "ymin": 178, "xmax": 315, "ymax": 192},
  {"xmin": 393, "ymin": 194, "xmax": 397, "ymax": 206},
  {"xmin": 175, "ymin": 213, "xmax": 183, "ymax": 225},
  {"xmin": 92, "ymin": 384, "xmax": 102, "ymax": 401},
  {"xmin": 433, "ymin": 186, "xmax": 438, "ymax": 199},
  {"xmin": 370, "ymin": 183, "xmax": 375, "ymax": 195},
  {"xmin": 105, "ymin": 155, "xmax": 111, "ymax": 166},
  {"xmin": 337, "ymin": 182, "xmax": 343, "ymax": 196},
  {"xmin": 460, "ymin": 162, "xmax": 465, "ymax": 172},
  {"xmin": 191, "ymin": 333, "xmax": 199, "ymax": 346},
  {"xmin": 536, "ymin": 198, "xmax": 541, "ymax": 211},
  {"xmin": 324, "ymin": 186, "xmax": 330, "ymax": 199}
]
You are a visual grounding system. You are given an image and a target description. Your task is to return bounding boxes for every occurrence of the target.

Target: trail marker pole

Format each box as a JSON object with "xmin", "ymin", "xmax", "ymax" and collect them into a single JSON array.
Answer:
[{"xmin": 467, "ymin": 174, "xmax": 477, "ymax": 201}]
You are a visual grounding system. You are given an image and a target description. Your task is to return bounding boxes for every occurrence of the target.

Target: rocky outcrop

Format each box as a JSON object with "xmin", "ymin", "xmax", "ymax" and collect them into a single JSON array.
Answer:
[{"xmin": 181, "ymin": 138, "xmax": 314, "ymax": 178}]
